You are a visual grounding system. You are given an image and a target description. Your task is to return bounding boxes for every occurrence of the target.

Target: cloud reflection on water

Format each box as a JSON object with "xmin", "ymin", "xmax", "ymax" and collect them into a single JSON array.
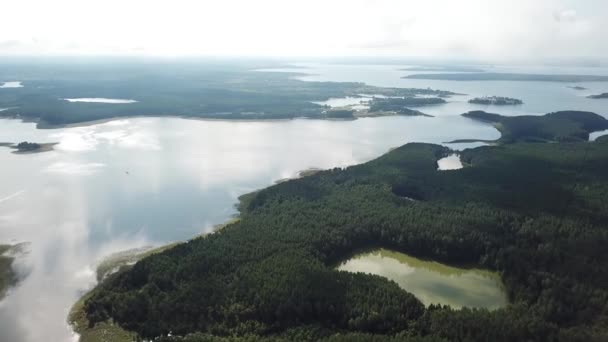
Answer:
[{"xmin": 0, "ymin": 115, "xmax": 498, "ymax": 342}]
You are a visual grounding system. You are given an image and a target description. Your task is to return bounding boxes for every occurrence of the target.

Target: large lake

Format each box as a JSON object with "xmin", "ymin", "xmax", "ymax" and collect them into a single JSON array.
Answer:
[{"xmin": 0, "ymin": 62, "xmax": 607, "ymax": 342}]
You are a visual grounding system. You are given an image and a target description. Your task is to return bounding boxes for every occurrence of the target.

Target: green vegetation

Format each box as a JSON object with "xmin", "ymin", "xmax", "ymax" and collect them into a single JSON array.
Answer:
[
  {"xmin": 70, "ymin": 290, "xmax": 137, "ymax": 342},
  {"xmin": 0, "ymin": 245, "xmax": 18, "ymax": 299},
  {"xmin": 468, "ymin": 96, "xmax": 523, "ymax": 105},
  {"xmin": 369, "ymin": 97, "xmax": 446, "ymax": 111},
  {"xmin": 401, "ymin": 66, "xmax": 485, "ymax": 72},
  {"xmin": 0, "ymin": 59, "xmax": 456, "ymax": 126},
  {"xmin": 82, "ymin": 118, "xmax": 608, "ymax": 341},
  {"xmin": 15, "ymin": 141, "xmax": 41, "ymax": 151},
  {"xmin": 393, "ymin": 108, "xmax": 432, "ymax": 117},
  {"xmin": 588, "ymin": 93, "xmax": 608, "ymax": 99},
  {"xmin": 403, "ymin": 72, "xmax": 608, "ymax": 82},
  {"xmin": 462, "ymin": 110, "xmax": 608, "ymax": 143},
  {"xmin": 325, "ymin": 109, "xmax": 355, "ymax": 119},
  {"xmin": 1, "ymin": 141, "xmax": 56, "ymax": 154},
  {"xmin": 71, "ymin": 244, "xmax": 184, "ymax": 342},
  {"xmin": 362, "ymin": 97, "xmax": 444, "ymax": 118}
]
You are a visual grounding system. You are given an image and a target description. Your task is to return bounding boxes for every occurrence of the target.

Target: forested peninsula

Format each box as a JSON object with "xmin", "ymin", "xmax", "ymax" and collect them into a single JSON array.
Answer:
[
  {"xmin": 77, "ymin": 111, "xmax": 608, "ymax": 342},
  {"xmin": 0, "ymin": 62, "xmax": 456, "ymax": 127},
  {"xmin": 460, "ymin": 110, "xmax": 608, "ymax": 144}
]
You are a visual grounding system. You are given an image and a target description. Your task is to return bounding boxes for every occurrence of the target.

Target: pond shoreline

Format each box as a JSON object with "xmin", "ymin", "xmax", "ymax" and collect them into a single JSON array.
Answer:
[{"xmin": 337, "ymin": 248, "xmax": 507, "ymax": 310}]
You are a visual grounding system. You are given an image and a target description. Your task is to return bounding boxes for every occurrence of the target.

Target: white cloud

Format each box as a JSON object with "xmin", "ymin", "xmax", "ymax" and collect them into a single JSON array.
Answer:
[
  {"xmin": 554, "ymin": 9, "xmax": 578, "ymax": 22},
  {"xmin": 0, "ymin": 0, "xmax": 606, "ymax": 60}
]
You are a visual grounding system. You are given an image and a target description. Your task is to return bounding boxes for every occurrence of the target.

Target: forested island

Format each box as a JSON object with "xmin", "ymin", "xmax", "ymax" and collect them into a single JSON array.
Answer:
[
  {"xmin": 75, "ymin": 111, "xmax": 608, "ymax": 341},
  {"xmin": 400, "ymin": 66, "xmax": 485, "ymax": 72},
  {"xmin": 403, "ymin": 72, "xmax": 608, "ymax": 82},
  {"xmin": 0, "ymin": 60, "xmax": 456, "ymax": 127},
  {"xmin": 588, "ymin": 93, "xmax": 608, "ymax": 99},
  {"xmin": 0, "ymin": 141, "xmax": 56, "ymax": 154},
  {"xmin": 468, "ymin": 96, "xmax": 523, "ymax": 105}
]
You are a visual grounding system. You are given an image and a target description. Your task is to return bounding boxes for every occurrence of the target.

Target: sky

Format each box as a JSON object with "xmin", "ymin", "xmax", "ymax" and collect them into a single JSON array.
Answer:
[{"xmin": 1, "ymin": 0, "xmax": 607, "ymax": 61}]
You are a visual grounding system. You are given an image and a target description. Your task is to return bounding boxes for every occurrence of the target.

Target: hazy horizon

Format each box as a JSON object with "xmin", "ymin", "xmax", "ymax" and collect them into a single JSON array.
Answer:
[{"xmin": 1, "ymin": 0, "xmax": 608, "ymax": 63}]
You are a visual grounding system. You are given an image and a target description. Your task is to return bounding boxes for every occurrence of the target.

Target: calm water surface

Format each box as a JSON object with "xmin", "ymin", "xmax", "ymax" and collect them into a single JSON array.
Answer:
[{"xmin": 338, "ymin": 249, "xmax": 507, "ymax": 309}]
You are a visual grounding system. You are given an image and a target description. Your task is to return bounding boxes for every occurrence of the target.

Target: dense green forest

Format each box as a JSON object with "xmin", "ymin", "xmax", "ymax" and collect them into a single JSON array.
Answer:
[
  {"xmin": 0, "ymin": 59, "xmax": 455, "ymax": 126},
  {"xmin": 0, "ymin": 245, "xmax": 17, "ymax": 299},
  {"xmin": 468, "ymin": 96, "xmax": 523, "ymax": 105},
  {"xmin": 462, "ymin": 110, "xmax": 608, "ymax": 143},
  {"xmin": 368, "ymin": 97, "xmax": 446, "ymax": 113},
  {"xmin": 82, "ymin": 111, "xmax": 608, "ymax": 340},
  {"xmin": 14, "ymin": 141, "xmax": 41, "ymax": 151},
  {"xmin": 588, "ymin": 93, "xmax": 608, "ymax": 99}
]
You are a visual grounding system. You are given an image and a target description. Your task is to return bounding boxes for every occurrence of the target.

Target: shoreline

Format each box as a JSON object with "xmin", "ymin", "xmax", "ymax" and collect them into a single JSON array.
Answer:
[
  {"xmin": 6, "ymin": 110, "xmax": 433, "ymax": 130},
  {"xmin": 68, "ymin": 165, "xmax": 329, "ymax": 341},
  {"xmin": 69, "ymin": 217, "xmax": 241, "ymax": 342}
]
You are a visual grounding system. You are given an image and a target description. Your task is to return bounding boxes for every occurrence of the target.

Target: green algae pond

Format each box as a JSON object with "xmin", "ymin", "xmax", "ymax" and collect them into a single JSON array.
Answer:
[{"xmin": 338, "ymin": 248, "xmax": 507, "ymax": 309}]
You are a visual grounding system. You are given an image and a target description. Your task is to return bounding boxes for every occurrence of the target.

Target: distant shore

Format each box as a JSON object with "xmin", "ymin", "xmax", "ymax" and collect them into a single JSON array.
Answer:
[
  {"xmin": 2, "ymin": 109, "xmax": 439, "ymax": 131},
  {"xmin": 0, "ymin": 142, "xmax": 58, "ymax": 154}
]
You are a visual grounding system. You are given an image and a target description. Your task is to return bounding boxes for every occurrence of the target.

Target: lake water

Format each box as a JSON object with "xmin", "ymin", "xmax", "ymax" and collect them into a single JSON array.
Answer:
[
  {"xmin": 0, "ymin": 61, "xmax": 606, "ymax": 342},
  {"xmin": 63, "ymin": 98, "xmax": 138, "ymax": 104},
  {"xmin": 338, "ymin": 249, "xmax": 507, "ymax": 309}
]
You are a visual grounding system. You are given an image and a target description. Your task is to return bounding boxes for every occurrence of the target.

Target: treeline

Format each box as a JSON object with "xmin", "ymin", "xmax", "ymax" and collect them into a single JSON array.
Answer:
[
  {"xmin": 0, "ymin": 61, "xmax": 456, "ymax": 126},
  {"xmin": 84, "ymin": 135, "xmax": 608, "ymax": 341},
  {"xmin": 462, "ymin": 110, "xmax": 608, "ymax": 143},
  {"xmin": 368, "ymin": 97, "xmax": 446, "ymax": 113},
  {"xmin": 468, "ymin": 96, "xmax": 523, "ymax": 105},
  {"xmin": 15, "ymin": 141, "xmax": 41, "ymax": 151}
]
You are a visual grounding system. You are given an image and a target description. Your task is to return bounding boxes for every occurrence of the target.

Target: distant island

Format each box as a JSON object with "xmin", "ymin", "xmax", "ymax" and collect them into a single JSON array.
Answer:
[
  {"xmin": 15, "ymin": 141, "xmax": 41, "ymax": 151},
  {"xmin": 403, "ymin": 72, "xmax": 608, "ymax": 82},
  {"xmin": 588, "ymin": 93, "xmax": 608, "ymax": 99},
  {"xmin": 568, "ymin": 86, "xmax": 587, "ymax": 90},
  {"xmin": 468, "ymin": 96, "xmax": 523, "ymax": 105},
  {"xmin": 0, "ymin": 141, "xmax": 56, "ymax": 154},
  {"xmin": 401, "ymin": 66, "xmax": 485, "ymax": 72}
]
